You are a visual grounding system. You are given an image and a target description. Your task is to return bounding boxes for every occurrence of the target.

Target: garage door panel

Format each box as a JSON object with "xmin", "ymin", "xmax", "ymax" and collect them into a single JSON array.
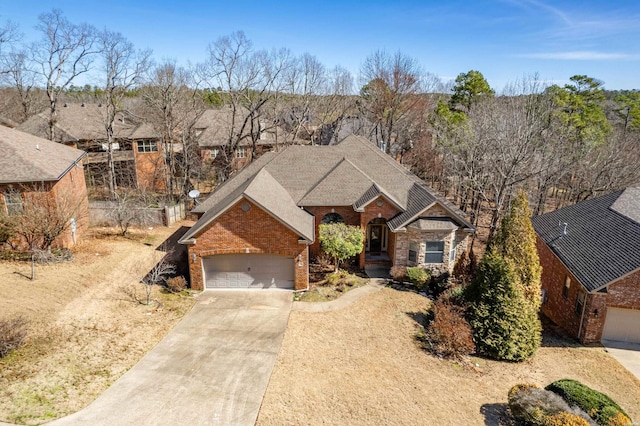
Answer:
[
  {"xmin": 203, "ymin": 254, "xmax": 294, "ymax": 289},
  {"xmin": 603, "ymin": 308, "xmax": 640, "ymax": 343}
]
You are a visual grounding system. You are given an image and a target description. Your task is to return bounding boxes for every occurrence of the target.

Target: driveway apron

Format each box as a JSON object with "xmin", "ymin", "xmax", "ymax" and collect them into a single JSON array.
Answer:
[
  {"xmin": 48, "ymin": 290, "xmax": 292, "ymax": 426},
  {"xmin": 602, "ymin": 340, "xmax": 640, "ymax": 381}
]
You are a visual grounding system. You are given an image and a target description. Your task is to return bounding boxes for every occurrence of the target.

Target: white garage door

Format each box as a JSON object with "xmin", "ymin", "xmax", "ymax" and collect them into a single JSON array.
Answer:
[
  {"xmin": 602, "ymin": 307, "xmax": 640, "ymax": 343},
  {"xmin": 203, "ymin": 254, "xmax": 295, "ymax": 289}
]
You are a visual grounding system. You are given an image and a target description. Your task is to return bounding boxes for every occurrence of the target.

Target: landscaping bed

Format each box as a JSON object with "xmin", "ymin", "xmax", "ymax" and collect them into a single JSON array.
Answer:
[{"xmin": 294, "ymin": 262, "xmax": 368, "ymax": 302}]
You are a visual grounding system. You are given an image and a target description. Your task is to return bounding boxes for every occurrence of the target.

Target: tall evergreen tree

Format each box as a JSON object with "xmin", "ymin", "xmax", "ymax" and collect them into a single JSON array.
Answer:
[
  {"xmin": 491, "ymin": 189, "xmax": 542, "ymax": 306},
  {"xmin": 467, "ymin": 189, "xmax": 543, "ymax": 361},
  {"xmin": 466, "ymin": 251, "xmax": 541, "ymax": 361}
]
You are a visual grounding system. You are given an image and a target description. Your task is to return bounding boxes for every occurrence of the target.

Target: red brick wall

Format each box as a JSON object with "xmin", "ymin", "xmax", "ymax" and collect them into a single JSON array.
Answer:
[
  {"xmin": 50, "ymin": 161, "xmax": 89, "ymax": 248},
  {"xmin": 536, "ymin": 235, "xmax": 640, "ymax": 343},
  {"xmin": 537, "ymin": 236, "xmax": 586, "ymax": 340},
  {"xmin": 305, "ymin": 206, "xmax": 361, "ymax": 259},
  {"xmin": 186, "ymin": 198, "xmax": 309, "ymax": 290},
  {"xmin": 134, "ymin": 140, "xmax": 166, "ymax": 192},
  {"xmin": 607, "ymin": 271, "xmax": 640, "ymax": 310},
  {"xmin": 0, "ymin": 162, "xmax": 89, "ymax": 249}
]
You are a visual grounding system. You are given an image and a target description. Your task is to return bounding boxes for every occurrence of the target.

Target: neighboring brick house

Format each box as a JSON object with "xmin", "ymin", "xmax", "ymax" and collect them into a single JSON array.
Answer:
[
  {"xmin": 17, "ymin": 103, "xmax": 165, "ymax": 192},
  {"xmin": 194, "ymin": 108, "xmax": 278, "ymax": 170},
  {"xmin": 179, "ymin": 135, "xmax": 474, "ymax": 291},
  {"xmin": 0, "ymin": 125, "xmax": 89, "ymax": 248},
  {"xmin": 532, "ymin": 188, "xmax": 640, "ymax": 344}
]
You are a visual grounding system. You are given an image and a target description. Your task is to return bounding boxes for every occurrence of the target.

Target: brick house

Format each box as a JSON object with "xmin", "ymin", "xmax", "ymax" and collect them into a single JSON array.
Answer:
[
  {"xmin": 17, "ymin": 103, "xmax": 165, "ymax": 192},
  {"xmin": 532, "ymin": 188, "xmax": 640, "ymax": 344},
  {"xmin": 194, "ymin": 108, "xmax": 278, "ymax": 172},
  {"xmin": 179, "ymin": 135, "xmax": 474, "ymax": 290},
  {"xmin": 0, "ymin": 125, "xmax": 89, "ymax": 248}
]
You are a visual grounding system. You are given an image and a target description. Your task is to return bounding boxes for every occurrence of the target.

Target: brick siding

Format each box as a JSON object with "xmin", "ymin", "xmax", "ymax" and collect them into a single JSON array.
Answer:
[
  {"xmin": 0, "ymin": 160, "xmax": 89, "ymax": 249},
  {"xmin": 186, "ymin": 198, "xmax": 309, "ymax": 290},
  {"xmin": 537, "ymin": 235, "xmax": 640, "ymax": 343},
  {"xmin": 134, "ymin": 140, "xmax": 166, "ymax": 191},
  {"xmin": 305, "ymin": 206, "xmax": 361, "ymax": 260}
]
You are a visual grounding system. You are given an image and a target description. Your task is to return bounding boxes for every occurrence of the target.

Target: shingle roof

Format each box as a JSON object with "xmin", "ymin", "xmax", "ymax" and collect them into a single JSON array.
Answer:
[
  {"xmin": 16, "ymin": 103, "xmax": 158, "ymax": 142},
  {"xmin": 408, "ymin": 218, "xmax": 459, "ymax": 231},
  {"xmin": 532, "ymin": 189, "xmax": 640, "ymax": 292},
  {"xmin": 182, "ymin": 135, "xmax": 473, "ymax": 244},
  {"xmin": 0, "ymin": 125, "xmax": 86, "ymax": 183},
  {"xmin": 243, "ymin": 169, "xmax": 314, "ymax": 241},
  {"xmin": 298, "ymin": 158, "xmax": 374, "ymax": 206},
  {"xmin": 179, "ymin": 166, "xmax": 314, "ymax": 243},
  {"xmin": 194, "ymin": 108, "xmax": 277, "ymax": 148}
]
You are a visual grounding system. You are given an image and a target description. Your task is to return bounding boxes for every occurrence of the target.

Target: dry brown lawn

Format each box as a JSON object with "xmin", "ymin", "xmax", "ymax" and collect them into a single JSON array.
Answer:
[
  {"xmin": 257, "ymin": 288, "xmax": 640, "ymax": 426},
  {"xmin": 0, "ymin": 223, "xmax": 196, "ymax": 425}
]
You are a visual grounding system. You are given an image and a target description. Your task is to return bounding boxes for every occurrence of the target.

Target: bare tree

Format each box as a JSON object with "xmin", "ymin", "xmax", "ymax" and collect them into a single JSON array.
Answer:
[
  {"xmin": 30, "ymin": 10, "xmax": 97, "ymax": 141},
  {"xmin": 107, "ymin": 190, "xmax": 156, "ymax": 237},
  {"xmin": 0, "ymin": 19, "xmax": 19, "ymax": 74},
  {"xmin": 280, "ymin": 53, "xmax": 326, "ymax": 143},
  {"xmin": 359, "ymin": 50, "xmax": 432, "ymax": 155},
  {"xmin": 96, "ymin": 29, "xmax": 152, "ymax": 198},
  {"xmin": 12, "ymin": 185, "xmax": 87, "ymax": 251},
  {"xmin": 1, "ymin": 50, "xmax": 45, "ymax": 122},
  {"xmin": 204, "ymin": 31, "xmax": 292, "ymax": 181},
  {"xmin": 141, "ymin": 251, "xmax": 176, "ymax": 305},
  {"xmin": 142, "ymin": 60, "xmax": 206, "ymax": 198}
]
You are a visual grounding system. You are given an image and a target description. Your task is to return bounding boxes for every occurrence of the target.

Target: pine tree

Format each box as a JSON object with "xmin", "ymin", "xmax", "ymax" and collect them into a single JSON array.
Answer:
[{"xmin": 466, "ymin": 251, "xmax": 541, "ymax": 361}]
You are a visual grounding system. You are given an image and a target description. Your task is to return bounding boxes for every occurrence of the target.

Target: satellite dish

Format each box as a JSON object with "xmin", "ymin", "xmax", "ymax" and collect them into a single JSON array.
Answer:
[{"xmin": 188, "ymin": 189, "xmax": 200, "ymax": 199}]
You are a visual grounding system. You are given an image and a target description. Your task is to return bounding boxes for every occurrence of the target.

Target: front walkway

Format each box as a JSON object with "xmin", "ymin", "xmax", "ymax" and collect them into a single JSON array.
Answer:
[
  {"xmin": 48, "ymin": 291, "xmax": 292, "ymax": 426},
  {"xmin": 292, "ymin": 265, "xmax": 389, "ymax": 313}
]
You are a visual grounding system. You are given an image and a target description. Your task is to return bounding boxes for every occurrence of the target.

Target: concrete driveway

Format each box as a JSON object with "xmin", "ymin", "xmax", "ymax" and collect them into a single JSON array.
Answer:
[
  {"xmin": 603, "ymin": 340, "xmax": 640, "ymax": 381},
  {"xmin": 48, "ymin": 290, "xmax": 292, "ymax": 426}
]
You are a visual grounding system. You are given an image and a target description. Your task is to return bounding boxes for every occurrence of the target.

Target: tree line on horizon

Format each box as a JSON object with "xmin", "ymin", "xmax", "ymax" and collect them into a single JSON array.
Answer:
[{"xmin": 1, "ymin": 9, "xmax": 639, "ymax": 244}]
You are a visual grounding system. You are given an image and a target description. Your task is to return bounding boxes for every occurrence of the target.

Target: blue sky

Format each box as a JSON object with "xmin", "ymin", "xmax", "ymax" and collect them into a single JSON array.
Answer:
[{"xmin": 2, "ymin": 0, "xmax": 639, "ymax": 91}]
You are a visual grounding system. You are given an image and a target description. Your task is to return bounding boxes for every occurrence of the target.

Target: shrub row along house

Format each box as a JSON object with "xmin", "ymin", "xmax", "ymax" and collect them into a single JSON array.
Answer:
[
  {"xmin": 17, "ymin": 103, "xmax": 165, "ymax": 192},
  {"xmin": 179, "ymin": 135, "xmax": 475, "ymax": 290},
  {"xmin": 533, "ymin": 188, "xmax": 640, "ymax": 345},
  {"xmin": 0, "ymin": 125, "xmax": 89, "ymax": 249}
]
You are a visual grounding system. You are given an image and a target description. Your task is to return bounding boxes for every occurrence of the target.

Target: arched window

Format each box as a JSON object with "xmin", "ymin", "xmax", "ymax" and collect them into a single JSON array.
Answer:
[{"xmin": 321, "ymin": 212, "xmax": 344, "ymax": 224}]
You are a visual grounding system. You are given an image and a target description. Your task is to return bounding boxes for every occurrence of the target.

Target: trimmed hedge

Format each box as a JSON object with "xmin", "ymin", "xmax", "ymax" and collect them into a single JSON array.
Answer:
[{"xmin": 545, "ymin": 379, "xmax": 631, "ymax": 426}]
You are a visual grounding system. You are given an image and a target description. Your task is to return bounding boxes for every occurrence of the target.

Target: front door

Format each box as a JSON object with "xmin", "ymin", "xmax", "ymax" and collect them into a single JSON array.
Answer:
[
  {"xmin": 369, "ymin": 225, "xmax": 383, "ymax": 252},
  {"xmin": 367, "ymin": 223, "xmax": 388, "ymax": 253}
]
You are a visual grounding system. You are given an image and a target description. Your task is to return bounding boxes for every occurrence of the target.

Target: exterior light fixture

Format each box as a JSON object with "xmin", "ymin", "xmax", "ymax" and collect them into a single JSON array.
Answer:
[{"xmin": 191, "ymin": 254, "xmax": 196, "ymax": 264}]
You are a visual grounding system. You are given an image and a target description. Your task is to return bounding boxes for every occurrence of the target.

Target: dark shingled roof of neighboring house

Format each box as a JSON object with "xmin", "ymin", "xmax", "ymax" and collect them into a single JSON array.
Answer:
[
  {"xmin": 0, "ymin": 125, "xmax": 86, "ymax": 183},
  {"xmin": 182, "ymin": 135, "xmax": 473, "ymax": 244},
  {"xmin": 532, "ymin": 188, "xmax": 640, "ymax": 292}
]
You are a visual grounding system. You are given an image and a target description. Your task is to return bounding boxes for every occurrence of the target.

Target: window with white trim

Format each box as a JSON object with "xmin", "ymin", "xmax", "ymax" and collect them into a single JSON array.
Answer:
[
  {"xmin": 212, "ymin": 149, "xmax": 219, "ymax": 159},
  {"xmin": 4, "ymin": 190, "xmax": 23, "ymax": 216},
  {"xmin": 137, "ymin": 140, "xmax": 158, "ymax": 153},
  {"xmin": 425, "ymin": 241, "xmax": 444, "ymax": 263},
  {"xmin": 236, "ymin": 147, "xmax": 247, "ymax": 158}
]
